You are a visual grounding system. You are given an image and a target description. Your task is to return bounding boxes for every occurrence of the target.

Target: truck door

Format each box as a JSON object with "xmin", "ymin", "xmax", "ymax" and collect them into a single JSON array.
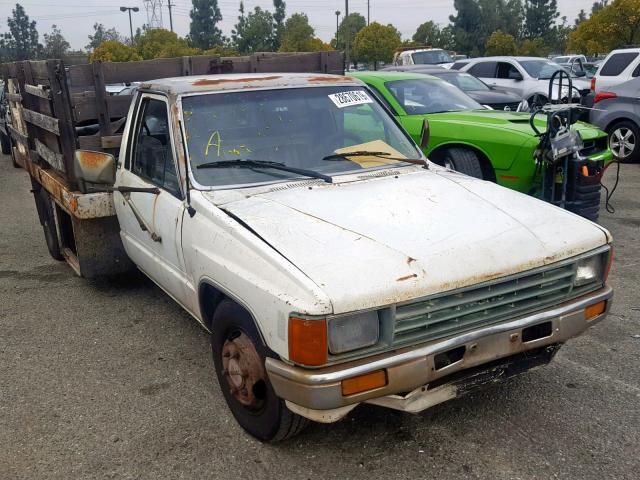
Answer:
[{"xmin": 114, "ymin": 93, "xmax": 190, "ymax": 307}]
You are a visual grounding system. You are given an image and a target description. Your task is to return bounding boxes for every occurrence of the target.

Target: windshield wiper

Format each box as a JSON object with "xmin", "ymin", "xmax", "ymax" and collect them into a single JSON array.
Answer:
[
  {"xmin": 196, "ymin": 159, "xmax": 333, "ymax": 183},
  {"xmin": 322, "ymin": 150, "xmax": 428, "ymax": 168}
]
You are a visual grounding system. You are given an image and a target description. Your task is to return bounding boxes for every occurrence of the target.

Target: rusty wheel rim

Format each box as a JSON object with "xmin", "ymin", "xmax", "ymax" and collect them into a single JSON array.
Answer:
[{"xmin": 221, "ymin": 331, "xmax": 268, "ymax": 412}]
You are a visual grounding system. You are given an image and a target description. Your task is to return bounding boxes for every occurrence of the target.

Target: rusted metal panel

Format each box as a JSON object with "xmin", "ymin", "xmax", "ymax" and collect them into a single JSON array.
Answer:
[
  {"xmin": 22, "ymin": 152, "xmax": 115, "ymax": 219},
  {"xmin": 23, "ymin": 108, "xmax": 60, "ymax": 135}
]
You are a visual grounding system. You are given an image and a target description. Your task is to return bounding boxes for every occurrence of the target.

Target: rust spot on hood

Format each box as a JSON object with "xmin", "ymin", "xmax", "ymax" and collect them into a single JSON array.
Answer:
[
  {"xmin": 396, "ymin": 273, "xmax": 418, "ymax": 282},
  {"xmin": 191, "ymin": 76, "xmax": 282, "ymax": 86},
  {"xmin": 307, "ymin": 76, "xmax": 354, "ymax": 83}
]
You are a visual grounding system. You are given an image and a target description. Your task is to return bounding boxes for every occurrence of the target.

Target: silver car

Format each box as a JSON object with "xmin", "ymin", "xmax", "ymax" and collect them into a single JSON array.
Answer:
[
  {"xmin": 456, "ymin": 56, "xmax": 590, "ymax": 107},
  {"xmin": 589, "ymin": 77, "xmax": 640, "ymax": 163}
]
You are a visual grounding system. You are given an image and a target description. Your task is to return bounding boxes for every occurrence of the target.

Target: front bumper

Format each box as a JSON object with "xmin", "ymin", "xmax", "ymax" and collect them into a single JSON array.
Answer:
[{"xmin": 266, "ymin": 286, "xmax": 612, "ymax": 417}]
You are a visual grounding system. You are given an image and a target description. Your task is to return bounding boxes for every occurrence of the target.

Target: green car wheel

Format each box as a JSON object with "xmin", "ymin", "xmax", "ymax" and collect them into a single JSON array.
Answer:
[{"xmin": 444, "ymin": 148, "xmax": 484, "ymax": 179}]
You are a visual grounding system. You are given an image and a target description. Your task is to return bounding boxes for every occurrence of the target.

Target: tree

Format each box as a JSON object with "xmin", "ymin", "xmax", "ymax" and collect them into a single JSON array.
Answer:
[
  {"xmin": 86, "ymin": 23, "xmax": 121, "ymax": 51},
  {"xmin": 485, "ymin": 30, "xmax": 517, "ymax": 55},
  {"xmin": 232, "ymin": 5, "xmax": 276, "ymax": 54},
  {"xmin": 575, "ymin": 9, "xmax": 588, "ymax": 25},
  {"xmin": 204, "ymin": 45, "xmax": 241, "ymax": 56},
  {"xmin": 523, "ymin": 0, "xmax": 559, "ymax": 39},
  {"xmin": 2, "ymin": 3, "xmax": 41, "ymax": 60},
  {"xmin": 90, "ymin": 41, "xmax": 142, "ymax": 62},
  {"xmin": 136, "ymin": 29, "xmax": 199, "ymax": 60},
  {"xmin": 449, "ymin": 0, "xmax": 482, "ymax": 55},
  {"xmin": 273, "ymin": 0, "xmax": 287, "ymax": 50},
  {"xmin": 43, "ymin": 25, "xmax": 70, "ymax": 59},
  {"xmin": 412, "ymin": 21, "xmax": 442, "ymax": 45},
  {"xmin": 189, "ymin": 0, "xmax": 224, "ymax": 50},
  {"xmin": 517, "ymin": 37, "xmax": 548, "ymax": 56},
  {"xmin": 568, "ymin": 0, "xmax": 640, "ymax": 55},
  {"xmin": 333, "ymin": 12, "xmax": 366, "ymax": 51},
  {"xmin": 353, "ymin": 22, "xmax": 401, "ymax": 69},
  {"xmin": 279, "ymin": 13, "xmax": 314, "ymax": 51}
]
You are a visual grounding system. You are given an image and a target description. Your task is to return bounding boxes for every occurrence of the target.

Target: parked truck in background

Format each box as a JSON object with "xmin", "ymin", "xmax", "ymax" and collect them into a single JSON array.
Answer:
[{"xmin": 2, "ymin": 54, "xmax": 613, "ymax": 442}]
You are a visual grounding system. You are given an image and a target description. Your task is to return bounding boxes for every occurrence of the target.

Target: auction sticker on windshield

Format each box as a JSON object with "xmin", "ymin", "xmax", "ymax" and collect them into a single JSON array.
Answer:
[{"xmin": 328, "ymin": 90, "xmax": 373, "ymax": 108}]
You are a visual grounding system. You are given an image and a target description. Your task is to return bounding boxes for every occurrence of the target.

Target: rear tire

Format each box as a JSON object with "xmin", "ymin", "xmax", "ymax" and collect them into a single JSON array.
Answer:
[
  {"xmin": 211, "ymin": 299, "xmax": 309, "ymax": 442},
  {"xmin": 0, "ymin": 131, "xmax": 10, "ymax": 155},
  {"xmin": 607, "ymin": 120, "xmax": 640, "ymax": 163},
  {"xmin": 30, "ymin": 178, "xmax": 64, "ymax": 261},
  {"xmin": 444, "ymin": 147, "xmax": 485, "ymax": 179}
]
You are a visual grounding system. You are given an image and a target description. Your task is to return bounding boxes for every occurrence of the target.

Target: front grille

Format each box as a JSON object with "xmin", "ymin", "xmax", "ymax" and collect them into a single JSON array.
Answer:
[
  {"xmin": 393, "ymin": 262, "xmax": 579, "ymax": 347},
  {"xmin": 490, "ymin": 101, "xmax": 521, "ymax": 112}
]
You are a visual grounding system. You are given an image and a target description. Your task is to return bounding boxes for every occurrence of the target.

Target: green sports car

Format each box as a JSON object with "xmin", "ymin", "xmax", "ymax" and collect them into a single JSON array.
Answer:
[{"xmin": 350, "ymin": 71, "xmax": 611, "ymax": 194}]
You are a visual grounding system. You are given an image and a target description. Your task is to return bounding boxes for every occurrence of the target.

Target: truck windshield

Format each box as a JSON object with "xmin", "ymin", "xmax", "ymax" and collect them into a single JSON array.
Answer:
[
  {"xmin": 181, "ymin": 86, "xmax": 421, "ymax": 188},
  {"xmin": 411, "ymin": 50, "xmax": 453, "ymax": 65}
]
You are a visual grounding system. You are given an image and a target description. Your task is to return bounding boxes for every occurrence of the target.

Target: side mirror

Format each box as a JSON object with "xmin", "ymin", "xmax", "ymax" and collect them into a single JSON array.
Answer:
[
  {"xmin": 420, "ymin": 118, "xmax": 430, "ymax": 150},
  {"xmin": 74, "ymin": 149, "xmax": 116, "ymax": 192},
  {"xmin": 509, "ymin": 72, "xmax": 523, "ymax": 81},
  {"xmin": 575, "ymin": 70, "xmax": 586, "ymax": 78}
]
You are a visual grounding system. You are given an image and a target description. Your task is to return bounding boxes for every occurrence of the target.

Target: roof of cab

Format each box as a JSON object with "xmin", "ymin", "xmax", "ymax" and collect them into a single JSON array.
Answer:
[
  {"xmin": 139, "ymin": 72, "xmax": 362, "ymax": 95},
  {"xmin": 350, "ymin": 71, "xmax": 440, "ymax": 82}
]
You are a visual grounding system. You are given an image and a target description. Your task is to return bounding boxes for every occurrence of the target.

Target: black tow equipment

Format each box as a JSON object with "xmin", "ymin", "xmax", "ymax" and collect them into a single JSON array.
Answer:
[{"xmin": 529, "ymin": 70, "xmax": 604, "ymax": 222}]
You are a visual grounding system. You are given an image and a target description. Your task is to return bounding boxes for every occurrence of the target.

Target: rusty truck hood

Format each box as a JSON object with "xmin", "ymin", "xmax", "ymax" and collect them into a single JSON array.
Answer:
[{"xmin": 217, "ymin": 169, "xmax": 609, "ymax": 313}]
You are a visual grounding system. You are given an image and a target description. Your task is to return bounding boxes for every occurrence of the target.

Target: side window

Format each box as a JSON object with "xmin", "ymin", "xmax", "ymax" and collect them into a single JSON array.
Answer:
[
  {"xmin": 469, "ymin": 61, "xmax": 497, "ymax": 78},
  {"xmin": 631, "ymin": 62, "xmax": 640, "ymax": 78},
  {"xmin": 131, "ymin": 98, "xmax": 181, "ymax": 198},
  {"xmin": 600, "ymin": 52, "xmax": 639, "ymax": 76},
  {"xmin": 450, "ymin": 61, "xmax": 468, "ymax": 71},
  {"xmin": 496, "ymin": 62, "xmax": 520, "ymax": 79}
]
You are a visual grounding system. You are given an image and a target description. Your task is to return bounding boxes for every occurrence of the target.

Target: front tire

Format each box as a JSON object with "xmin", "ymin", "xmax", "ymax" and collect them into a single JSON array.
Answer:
[
  {"xmin": 211, "ymin": 299, "xmax": 309, "ymax": 442},
  {"xmin": 444, "ymin": 147, "xmax": 485, "ymax": 179},
  {"xmin": 0, "ymin": 131, "xmax": 10, "ymax": 155},
  {"xmin": 608, "ymin": 120, "xmax": 640, "ymax": 163}
]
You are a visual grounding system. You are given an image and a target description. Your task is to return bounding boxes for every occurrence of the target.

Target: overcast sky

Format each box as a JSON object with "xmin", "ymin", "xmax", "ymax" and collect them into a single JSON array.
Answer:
[{"xmin": 0, "ymin": 0, "xmax": 590, "ymax": 50}]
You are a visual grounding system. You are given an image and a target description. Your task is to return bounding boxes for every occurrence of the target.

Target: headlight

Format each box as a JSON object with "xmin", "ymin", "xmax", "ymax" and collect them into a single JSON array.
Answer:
[
  {"xmin": 328, "ymin": 310, "xmax": 379, "ymax": 354},
  {"xmin": 574, "ymin": 252, "xmax": 607, "ymax": 287}
]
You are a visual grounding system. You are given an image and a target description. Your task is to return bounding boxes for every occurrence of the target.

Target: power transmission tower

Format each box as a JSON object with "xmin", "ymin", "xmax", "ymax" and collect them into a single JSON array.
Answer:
[
  {"xmin": 167, "ymin": 0, "xmax": 174, "ymax": 32},
  {"xmin": 144, "ymin": 0, "xmax": 164, "ymax": 29}
]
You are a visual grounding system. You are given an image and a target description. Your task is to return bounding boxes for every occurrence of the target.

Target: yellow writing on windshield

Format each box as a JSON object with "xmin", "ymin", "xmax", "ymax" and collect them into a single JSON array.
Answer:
[{"xmin": 205, "ymin": 130, "xmax": 222, "ymax": 157}]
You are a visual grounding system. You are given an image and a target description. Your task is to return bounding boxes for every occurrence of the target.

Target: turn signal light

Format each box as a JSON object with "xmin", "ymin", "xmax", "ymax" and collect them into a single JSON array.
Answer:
[
  {"xmin": 591, "ymin": 76, "xmax": 596, "ymax": 91},
  {"xmin": 585, "ymin": 301, "xmax": 606, "ymax": 321},
  {"xmin": 288, "ymin": 317, "xmax": 327, "ymax": 366},
  {"xmin": 341, "ymin": 370, "xmax": 387, "ymax": 396}
]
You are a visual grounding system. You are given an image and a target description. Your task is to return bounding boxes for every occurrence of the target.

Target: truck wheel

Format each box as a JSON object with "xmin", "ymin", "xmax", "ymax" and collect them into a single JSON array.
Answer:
[
  {"xmin": 608, "ymin": 120, "xmax": 640, "ymax": 163},
  {"xmin": 528, "ymin": 94, "xmax": 548, "ymax": 110},
  {"xmin": 211, "ymin": 299, "xmax": 309, "ymax": 442},
  {"xmin": 0, "ymin": 131, "xmax": 10, "ymax": 155},
  {"xmin": 444, "ymin": 148, "xmax": 485, "ymax": 179},
  {"xmin": 31, "ymin": 179, "xmax": 64, "ymax": 261}
]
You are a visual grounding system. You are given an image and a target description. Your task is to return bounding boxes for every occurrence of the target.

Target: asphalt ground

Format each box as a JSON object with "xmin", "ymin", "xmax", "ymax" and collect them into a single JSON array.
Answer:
[{"xmin": 1, "ymin": 153, "xmax": 639, "ymax": 480}]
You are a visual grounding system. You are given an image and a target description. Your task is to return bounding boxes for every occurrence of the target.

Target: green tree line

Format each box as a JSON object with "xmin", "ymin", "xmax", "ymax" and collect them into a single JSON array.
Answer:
[{"xmin": 0, "ymin": 0, "xmax": 638, "ymax": 66}]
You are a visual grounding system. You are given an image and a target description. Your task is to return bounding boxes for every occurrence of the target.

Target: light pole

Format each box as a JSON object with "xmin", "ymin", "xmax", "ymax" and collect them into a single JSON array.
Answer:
[
  {"xmin": 344, "ymin": 0, "xmax": 350, "ymax": 70},
  {"xmin": 120, "ymin": 6, "xmax": 139, "ymax": 45},
  {"xmin": 335, "ymin": 10, "xmax": 340, "ymax": 49}
]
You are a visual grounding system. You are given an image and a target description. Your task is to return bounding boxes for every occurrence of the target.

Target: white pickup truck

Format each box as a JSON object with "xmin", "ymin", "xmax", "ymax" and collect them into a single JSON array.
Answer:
[{"xmin": 4, "ymin": 58, "xmax": 613, "ymax": 442}]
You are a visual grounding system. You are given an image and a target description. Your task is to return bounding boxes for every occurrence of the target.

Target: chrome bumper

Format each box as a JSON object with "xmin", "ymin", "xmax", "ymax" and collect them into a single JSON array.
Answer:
[{"xmin": 266, "ymin": 286, "xmax": 612, "ymax": 414}]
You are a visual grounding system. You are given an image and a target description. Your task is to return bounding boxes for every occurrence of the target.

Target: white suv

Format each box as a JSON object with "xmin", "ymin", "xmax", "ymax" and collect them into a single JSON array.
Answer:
[
  {"xmin": 393, "ymin": 48, "xmax": 453, "ymax": 67},
  {"xmin": 458, "ymin": 56, "xmax": 590, "ymax": 106},
  {"xmin": 591, "ymin": 48, "xmax": 640, "ymax": 92}
]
